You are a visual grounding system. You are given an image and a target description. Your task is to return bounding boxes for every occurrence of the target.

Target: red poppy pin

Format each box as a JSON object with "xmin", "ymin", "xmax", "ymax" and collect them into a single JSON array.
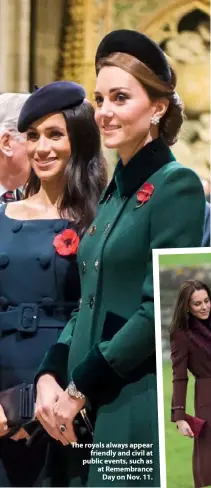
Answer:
[
  {"xmin": 53, "ymin": 229, "xmax": 80, "ymax": 256},
  {"xmin": 135, "ymin": 182, "xmax": 154, "ymax": 208}
]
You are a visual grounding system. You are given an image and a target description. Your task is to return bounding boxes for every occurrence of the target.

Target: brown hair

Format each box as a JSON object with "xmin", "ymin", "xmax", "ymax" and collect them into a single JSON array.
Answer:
[
  {"xmin": 170, "ymin": 280, "xmax": 211, "ymax": 336},
  {"xmin": 97, "ymin": 52, "xmax": 184, "ymax": 146},
  {"xmin": 24, "ymin": 101, "xmax": 107, "ymax": 234}
]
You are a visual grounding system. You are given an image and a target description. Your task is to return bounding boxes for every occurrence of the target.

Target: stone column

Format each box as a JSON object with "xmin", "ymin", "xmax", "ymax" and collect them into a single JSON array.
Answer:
[
  {"xmin": 0, "ymin": 0, "xmax": 14, "ymax": 91},
  {"xmin": 18, "ymin": 0, "xmax": 31, "ymax": 91},
  {"xmin": 33, "ymin": 0, "xmax": 64, "ymax": 86},
  {"xmin": 0, "ymin": 0, "xmax": 30, "ymax": 92}
]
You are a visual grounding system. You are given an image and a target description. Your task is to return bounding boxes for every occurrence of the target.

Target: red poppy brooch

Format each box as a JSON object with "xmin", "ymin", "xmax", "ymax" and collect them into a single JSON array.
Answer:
[
  {"xmin": 53, "ymin": 229, "xmax": 80, "ymax": 256},
  {"xmin": 135, "ymin": 182, "xmax": 155, "ymax": 208}
]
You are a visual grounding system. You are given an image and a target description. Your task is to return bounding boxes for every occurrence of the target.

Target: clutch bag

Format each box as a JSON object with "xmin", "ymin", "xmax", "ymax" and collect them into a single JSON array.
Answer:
[
  {"xmin": 0, "ymin": 383, "xmax": 34, "ymax": 433},
  {"xmin": 0, "ymin": 383, "xmax": 94, "ymax": 442},
  {"xmin": 185, "ymin": 413, "xmax": 206, "ymax": 438}
]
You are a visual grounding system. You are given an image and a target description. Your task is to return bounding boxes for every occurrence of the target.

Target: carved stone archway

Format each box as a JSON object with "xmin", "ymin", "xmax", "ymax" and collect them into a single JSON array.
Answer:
[
  {"xmin": 142, "ymin": 0, "xmax": 209, "ymax": 39},
  {"xmin": 138, "ymin": 0, "xmax": 210, "ymax": 179},
  {"xmin": 57, "ymin": 0, "xmax": 210, "ymax": 179}
]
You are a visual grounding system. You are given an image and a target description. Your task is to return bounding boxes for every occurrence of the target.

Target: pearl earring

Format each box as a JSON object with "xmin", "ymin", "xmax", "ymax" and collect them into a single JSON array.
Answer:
[{"xmin": 151, "ymin": 114, "xmax": 160, "ymax": 125}]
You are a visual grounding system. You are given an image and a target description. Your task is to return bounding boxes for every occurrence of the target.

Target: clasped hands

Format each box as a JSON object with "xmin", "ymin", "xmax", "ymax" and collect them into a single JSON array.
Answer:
[
  {"xmin": 0, "ymin": 374, "xmax": 86, "ymax": 445},
  {"xmin": 35, "ymin": 374, "xmax": 86, "ymax": 445}
]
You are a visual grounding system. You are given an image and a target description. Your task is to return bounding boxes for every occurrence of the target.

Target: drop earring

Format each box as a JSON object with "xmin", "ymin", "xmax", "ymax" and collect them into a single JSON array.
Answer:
[{"xmin": 151, "ymin": 114, "xmax": 160, "ymax": 125}]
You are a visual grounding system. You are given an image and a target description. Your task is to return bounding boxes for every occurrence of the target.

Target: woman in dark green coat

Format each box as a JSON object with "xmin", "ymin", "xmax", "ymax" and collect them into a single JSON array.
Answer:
[{"xmin": 35, "ymin": 30, "xmax": 206, "ymax": 487}]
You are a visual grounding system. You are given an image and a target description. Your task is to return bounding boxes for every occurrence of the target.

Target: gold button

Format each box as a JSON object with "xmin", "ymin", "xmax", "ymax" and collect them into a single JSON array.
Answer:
[{"xmin": 89, "ymin": 225, "xmax": 96, "ymax": 236}]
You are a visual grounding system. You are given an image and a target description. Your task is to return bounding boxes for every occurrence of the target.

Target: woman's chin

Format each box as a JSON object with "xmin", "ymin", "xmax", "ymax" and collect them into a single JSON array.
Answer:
[
  {"xmin": 103, "ymin": 139, "xmax": 118, "ymax": 149},
  {"xmin": 199, "ymin": 313, "xmax": 210, "ymax": 320},
  {"xmin": 34, "ymin": 170, "xmax": 53, "ymax": 180},
  {"xmin": 34, "ymin": 168, "xmax": 65, "ymax": 181},
  {"xmin": 102, "ymin": 134, "xmax": 123, "ymax": 149}
]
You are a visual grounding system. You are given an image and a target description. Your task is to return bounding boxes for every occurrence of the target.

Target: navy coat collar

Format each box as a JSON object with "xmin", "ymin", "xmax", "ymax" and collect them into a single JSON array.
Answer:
[{"xmin": 100, "ymin": 137, "xmax": 176, "ymax": 202}]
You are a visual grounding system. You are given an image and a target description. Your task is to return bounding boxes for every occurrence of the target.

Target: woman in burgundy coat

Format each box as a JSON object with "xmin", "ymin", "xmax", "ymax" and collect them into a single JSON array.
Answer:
[{"xmin": 170, "ymin": 279, "xmax": 211, "ymax": 488}]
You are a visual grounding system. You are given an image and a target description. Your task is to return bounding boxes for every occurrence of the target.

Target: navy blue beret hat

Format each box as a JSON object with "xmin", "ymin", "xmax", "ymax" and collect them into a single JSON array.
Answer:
[
  {"xmin": 95, "ymin": 29, "xmax": 171, "ymax": 83},
  {"xmin": 18, "ymin": 81, "xmax": 86, "ymax": 132}
]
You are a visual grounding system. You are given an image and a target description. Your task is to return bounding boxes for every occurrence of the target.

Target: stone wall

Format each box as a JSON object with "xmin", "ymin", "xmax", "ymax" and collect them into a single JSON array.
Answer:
[
  {"xmin": 0, "ymin": 0, "xmax": 209, "ymax": 182},
  {"xmin": 159, "ymin": 266, "xmax": 211, "ymax": 359},
  {"xmin": 55, "ymin": 0, "xmax": 210, "ymax": 181}
]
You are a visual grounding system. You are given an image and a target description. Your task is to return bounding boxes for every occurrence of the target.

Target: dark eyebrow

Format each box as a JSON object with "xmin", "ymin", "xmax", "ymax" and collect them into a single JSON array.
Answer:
[
  {"xmin": 94, "ymin": 87, "xmax": 131, "ymax": 95},
  {"xmin": 27, "ymin": 125, "xmax": 65, "ymax": 132}
]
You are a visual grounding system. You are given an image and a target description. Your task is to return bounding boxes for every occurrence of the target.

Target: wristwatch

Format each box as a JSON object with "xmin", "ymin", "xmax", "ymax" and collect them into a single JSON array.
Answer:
[{"xmin": 67, "ymin": 380, "xmax": 85, "ymax": 400}]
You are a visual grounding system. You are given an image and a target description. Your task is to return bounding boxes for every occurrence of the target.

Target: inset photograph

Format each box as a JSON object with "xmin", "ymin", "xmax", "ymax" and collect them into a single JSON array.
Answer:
[{"xmin": 153, "ymin": 249, "xmax": 211, "ymax": 488}]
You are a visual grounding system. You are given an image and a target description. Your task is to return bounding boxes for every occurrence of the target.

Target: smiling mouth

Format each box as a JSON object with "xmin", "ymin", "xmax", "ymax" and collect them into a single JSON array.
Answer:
[
  {"xmin": 35, "ymin": 158, "xmax": 57, "ymax": 167},
  {"xmin": 102, "ymin": 126, "xmax": 121, "ymax": 132}
]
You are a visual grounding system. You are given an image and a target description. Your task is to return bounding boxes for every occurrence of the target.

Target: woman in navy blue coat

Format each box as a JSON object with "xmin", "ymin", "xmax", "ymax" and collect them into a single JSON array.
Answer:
[{"xmin": 0, "ymin": 81, "xmax": 106, "ymax": 486}]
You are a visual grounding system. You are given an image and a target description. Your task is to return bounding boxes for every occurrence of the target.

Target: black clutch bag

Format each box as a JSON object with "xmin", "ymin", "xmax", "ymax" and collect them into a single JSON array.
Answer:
[
  {"xmin": 0, "ymin": 383, "xmax": 35, "ymax": 436},
  {"xmin": 0, "ymin": 383, "xmax": 94, "ymax": 443}
]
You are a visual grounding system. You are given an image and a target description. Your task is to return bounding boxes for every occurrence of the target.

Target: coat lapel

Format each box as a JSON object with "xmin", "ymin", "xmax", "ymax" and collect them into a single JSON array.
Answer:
[{"xmin": 100, "ymin": 137, "xmax": 176, "ymax": 203}]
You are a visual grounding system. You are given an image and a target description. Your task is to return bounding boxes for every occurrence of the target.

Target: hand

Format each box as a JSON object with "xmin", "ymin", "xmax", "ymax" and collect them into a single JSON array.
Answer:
[
  {"xmin": 52, "ymin": 389, "xmax": 86, "ymax": 445},
  {"xmin": 176, "ymin": 420, "xmax": 194, "ymax": 438},
  {"xmin": 11, "ymin": 428, "xmax": 30, "ymax": 441},
  {"xmin": 0, "ymin": 404, "xmax": 9, "ymax": 437},
  {"xmin": 35, "ymin": 374, "xmax": 64, "ymax": 440}
]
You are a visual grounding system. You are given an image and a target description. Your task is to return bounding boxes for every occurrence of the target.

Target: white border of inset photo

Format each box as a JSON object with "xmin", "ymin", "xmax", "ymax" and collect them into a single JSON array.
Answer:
[{"xmin": 152, "ymin": 247, "xmax": 211, "ymax": 488}]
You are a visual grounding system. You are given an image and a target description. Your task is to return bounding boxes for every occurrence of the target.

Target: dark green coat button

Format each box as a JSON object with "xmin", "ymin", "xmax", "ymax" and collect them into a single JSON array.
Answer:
[{"xmin": 82, "ymin": 262, "xmax": 86, "ymax": 273}]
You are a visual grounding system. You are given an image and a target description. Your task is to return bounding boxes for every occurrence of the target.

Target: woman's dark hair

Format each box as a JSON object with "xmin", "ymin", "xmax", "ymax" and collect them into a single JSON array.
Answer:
[
  {"xmin": 97, "ymin": 52, "xmax": 184, "ymax": 146},
  {"xmin": 170, "ymin": 280, "xmax": 211, "ymax": 336},
  {"xmin": 24, "ymin": 101, "xmax": 107, "ymax": 234}
]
